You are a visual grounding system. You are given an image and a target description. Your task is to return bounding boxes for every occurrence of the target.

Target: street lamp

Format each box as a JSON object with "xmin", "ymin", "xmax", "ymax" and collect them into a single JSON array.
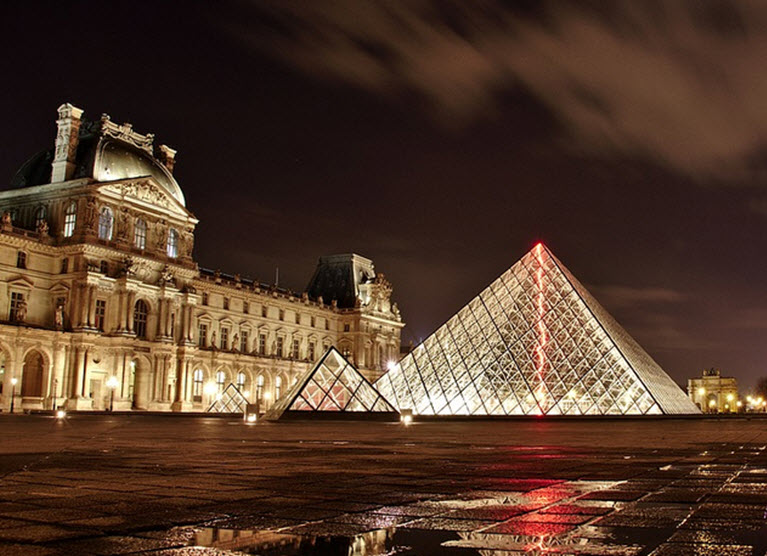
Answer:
[
  {"xmin": 106, "ymin": 376, "xmax": 120, "ymax": 412},
  {"xmin": 10, "ymin": 377, "xmax": 17, "ymax": 413},
  {"xmin": 203, "ymin": 381, "xmax": 217, "ymax": 405}
]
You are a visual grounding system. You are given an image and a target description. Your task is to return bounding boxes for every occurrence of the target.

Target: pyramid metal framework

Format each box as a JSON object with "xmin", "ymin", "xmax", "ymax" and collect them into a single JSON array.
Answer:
[
  {"xmin": 207, "ymin": 383, "xmax": 249, "ymax": 413},
  {"xmin": 375, "ymin": 244, "xmax": 699, "ymax": 416},
  {"xmin": 264, "ymin": 347, "xmax": 398, "ymax": 420}
]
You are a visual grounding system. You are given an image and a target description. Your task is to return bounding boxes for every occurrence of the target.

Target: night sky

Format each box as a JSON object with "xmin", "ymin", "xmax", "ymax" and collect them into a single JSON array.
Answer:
[{"xmin": 2, "ymin": 1, "xmax": 766, "ymax": 389}]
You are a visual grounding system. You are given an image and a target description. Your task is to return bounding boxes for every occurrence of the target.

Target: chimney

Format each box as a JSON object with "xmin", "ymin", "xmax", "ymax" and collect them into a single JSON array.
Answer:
[
  {"xmin": 157, "ymin": 144, "xmax": 177, "ymax": 173},
  {"xmin": 51, "ymin": 103, "xmax": 84, "ymax": 183}
]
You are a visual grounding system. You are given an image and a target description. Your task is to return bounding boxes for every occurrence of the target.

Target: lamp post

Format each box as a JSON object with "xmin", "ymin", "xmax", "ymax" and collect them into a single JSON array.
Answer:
[
  {"xmin": 106, "ymin": 376, "xmax": 120, "ymax": 412},
  {"xmin": 203, "ymin": 381, "xmax": 217, "ymax": 408},
  {"xmin": 52, "ymin": 378, "xmax": 58, "ymax": 411},
  {"xmin": 10, "ymin": 377, "xmax": 17, "ymax": 413}
]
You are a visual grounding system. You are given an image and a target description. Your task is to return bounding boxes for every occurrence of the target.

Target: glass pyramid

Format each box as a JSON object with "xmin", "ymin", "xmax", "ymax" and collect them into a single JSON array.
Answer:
[
  {"xmin": 264, "ymin": 347, "xmax": 398, "ymax": 420},
  {"xmin": 207, "ymin": 383, "xmax": 249, "ymax": 413},
  {"xmin": 375, "ymin": 244, "xmax": 700, "ymax": 416}
]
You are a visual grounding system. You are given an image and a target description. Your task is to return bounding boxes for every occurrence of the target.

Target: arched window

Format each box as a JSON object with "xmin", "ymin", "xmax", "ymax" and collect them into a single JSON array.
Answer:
[
  {"xmin": 133, "ymin": 300, "xmax": 148, "ymax": 339},
  {"xmin": 98, "ymin": 207, "xmax": 113, "ymax": 240},
  {"xmin": 256, "ymin": 375, "xmax": 264, "ymax": 401},
  {"xmin": 34, "ymin": 206, "xmax": 46, "ymax": 229},
  {"xmin": 216, "ymin": 370, "xmax": 226, "ymax": 393},
  {"xmin": 193, "ymin": 369, "xmax": 204, "ymax": 400},
  {"xmin": 275, "ymin": 376, "xmax": 282, "ymax": 400},
  {"xmin": 166, "ymin": 228, "xmax": 178, "ymax": 258},
  {"xmin": 134, "ymin": 218, "xmax": 147, "ymax": 249},
  {"xmin": 237, "ymin": 372, "xmax": 246, "ymax": 390},
  {"xmin": 63, "ymin": 201, "xmax": 77, "ymax": 237}
]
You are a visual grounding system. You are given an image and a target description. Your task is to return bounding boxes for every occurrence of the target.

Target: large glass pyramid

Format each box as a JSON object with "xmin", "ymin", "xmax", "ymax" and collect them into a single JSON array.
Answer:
[
  {"xmin": 264, "ymin": 347, "xmax": 398, "ymax": 420},
  {"xmin": 375, "ymin": 244, "xmax": 699, "ymax": 416}
]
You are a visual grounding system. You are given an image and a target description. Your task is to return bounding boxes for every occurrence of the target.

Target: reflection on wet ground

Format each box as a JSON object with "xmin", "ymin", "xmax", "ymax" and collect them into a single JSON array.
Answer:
[
  {"xmin": 1, "ymin": 417, "xmax": 767, "ymax": 554},
  {"xmin": 189, "ymin": 475, "xmax": 767, "ymax": 554}
]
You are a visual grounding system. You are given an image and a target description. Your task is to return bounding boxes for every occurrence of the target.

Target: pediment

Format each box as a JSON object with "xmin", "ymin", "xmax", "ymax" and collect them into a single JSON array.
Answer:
[
  {"xmin": 49, "ymin": 281, "xmax": 71, "ymax": 293},
  {"xmin": 8, "ymin": 275, "xmax": 34, "ymax": 289},
  {"xmin": 98, "ymin": 179, "xmax": 192, "ymax": 218}
]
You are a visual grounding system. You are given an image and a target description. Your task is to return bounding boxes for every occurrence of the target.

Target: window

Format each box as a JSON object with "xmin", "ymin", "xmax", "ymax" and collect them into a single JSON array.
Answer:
[
  {"xmin": 276, "ymin": 337, "xmax": 284, "ymax": 357},
  {"xmin": 220, "ymin": 327, "xmax": 229, "ymax": 350},
  {"xmin": 243, "ymin": 301, "xmax": 249, "ymax": 314},
  {"xmin": 193, "ymin": 369, "xmax": 204, "ymax": 401},
  {"xmin": 310, "ymin": 316, "xmax": 316, "ymax": 328},
  {"xmin": 198, "ymin": 322, "xmax": 208, "ymax": 347},
  {"xmin": 215, "ymin": 370, "xmax": 226, "ymax": 393},
  {"xmin": 291, "ymin": 338, "xmax": 300, "ymax": 359},
  {"xmin": 261, "ymin": 305, "xmax": 267, "ymax": 318},
  {"xmin": 134, "ymin": 218, "xmax": 147, "ymax": 249},
  {"xmin": 275, "ymin": 376, "xmax": 282, "ymax": 400},
  {"xmin": 60, "ymin": 258, "xmax": 68, "ymax": 274},
  {"xmin": 202, "ymin": 292, "xmax": 208, "ymax": 305},
  {"xmin": 166, "ymin": 228, "xmax": 178, "ymax": 258},
  {"xmin": 133, "ymin": 300, "xmax": 148, "ymax": 339},
  {"xmin": 256, "ymin": 375, "xmax": 264, "ymax": 401},
  {"xmin": 34, "ymin": 206, "xmax": 46, "ymax": 229},
  {"xmin": 240, "ymin": 330, "xmax": 249, "ymax": 352},
  {"xmin": 236, "ymin": 372, "xmax": 246, "ymax": 390},
  {"xmin": 279, "ymin": 309, "xmax": 284, "ymax": 321},
  {"xmin": 9, "ymin": 292, "xmax": 24, "ymax": 322},
  {"xmin": 94, "ymin": 299, "xmax": 106, "ymax": 331},
  {"xmin": 98, "ymin": 207, "xmax": 113, "ymax": 240},
  {"xmin": 99, "ymin": 260, "xmax": 108, "ymax": 274},
  {"xmin": 16, "ymin": 251, "xmax": 26, "ymax": 269},
  {"xmin": 325, "ymin": 320, "xmax": 329, "ymax": 331},
  {"xmin": 223, "ymin": 297, "xmax": 229, "ymax": 311},
  {"xmin": 308, "ymin": 341, "xmax": 316, "ymax": 361},
  {"xmin": 63, "ymin": 201, "xmax": 77, "ymax": 237},
  {"xmin": 344, "ymin": 323, "xmax": 350, "ymax": 332},
  {"xmin": 295, "ymin": 313, "xmax": 300, "ymax": 324},
  {"xmin": 259, "ymin": 333, "xmax": 267, "ymax": 355}
]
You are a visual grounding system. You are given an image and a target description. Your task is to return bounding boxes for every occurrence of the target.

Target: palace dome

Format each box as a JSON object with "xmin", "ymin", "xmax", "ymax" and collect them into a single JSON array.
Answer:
[{"xmin": 8, "ymin": 117, "xmax": 185, "ymax": 207}]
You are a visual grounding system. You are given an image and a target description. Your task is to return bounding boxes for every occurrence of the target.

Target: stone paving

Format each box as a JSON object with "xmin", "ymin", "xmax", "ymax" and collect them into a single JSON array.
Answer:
[{"xmin": 0, "ymin": 415, "xmax": 766, "ymax": 555}]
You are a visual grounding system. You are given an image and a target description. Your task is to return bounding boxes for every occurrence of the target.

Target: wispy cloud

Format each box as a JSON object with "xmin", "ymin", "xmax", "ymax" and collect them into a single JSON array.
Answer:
[{"xmin": 224, "ymin": 0, "xmax": 767, "ymax": 183}]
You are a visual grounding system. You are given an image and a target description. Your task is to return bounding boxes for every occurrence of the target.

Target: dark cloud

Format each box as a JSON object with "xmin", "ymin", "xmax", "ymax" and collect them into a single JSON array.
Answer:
[{"xmin": 225, "ymin": 0, "xmax": 767, "ymax": 183}]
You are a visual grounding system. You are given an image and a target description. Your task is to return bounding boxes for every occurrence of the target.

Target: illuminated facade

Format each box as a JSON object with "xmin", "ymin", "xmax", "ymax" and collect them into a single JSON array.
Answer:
[
  {"xmin": 375, "ymin": 244, "xmax": 699, "ymax": 416},
  {"xmin": 687, "ymin": 368, "xmax": 739, "ymax": 413},
  {"xmin": 0, "ymin": 103, "xmax": 403, "ymax": 413}
]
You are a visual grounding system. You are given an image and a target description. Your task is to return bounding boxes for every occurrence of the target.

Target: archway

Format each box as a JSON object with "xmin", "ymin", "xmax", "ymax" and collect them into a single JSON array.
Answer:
[{"xmin": 21, "ymin": 350, "xmax": 44, "ymax": 398}]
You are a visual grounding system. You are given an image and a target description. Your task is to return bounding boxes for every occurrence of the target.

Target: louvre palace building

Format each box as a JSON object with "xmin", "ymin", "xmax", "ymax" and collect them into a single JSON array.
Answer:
[{"xmin": 0, "ymin": 103, "xmax": 403, "ymax": 413}]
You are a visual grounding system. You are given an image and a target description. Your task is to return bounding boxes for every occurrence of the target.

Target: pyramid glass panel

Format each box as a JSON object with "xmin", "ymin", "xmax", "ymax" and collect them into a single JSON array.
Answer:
[
  {"xmin": 207, "ymin": 383, "xmax": 249, "ymax": 414},
  {"xmin": 264, "ymin": 347, "xmax": 397, "ymax": 420},
  {"xmin": 375, "ymin": 243, "xmax": 699, "ymax": 416}
]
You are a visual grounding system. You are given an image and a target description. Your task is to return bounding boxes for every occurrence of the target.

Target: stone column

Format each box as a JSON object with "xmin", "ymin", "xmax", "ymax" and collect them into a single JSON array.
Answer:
[
  {"xmin": 157, "ymin": 299, "xmax": 166, "ymax": 339},
  {"xmin": 50, "ymin": 344, "xmax": 66, "ymax": 409},
  {"xmin": 1, "ymin": 354, "xmax": 14, "ymax": 412},
  {"xmin": 171, "ymin": 355, "xmax": 191, "ymax": 412},
  {"xmin": 127, "ymin": 292, "xmax": 136, "ymax": 333},
  {"xmin": 115, "ymin": 291, "xmax": 126, "ymax": 333},
  {"xmin": 87, "ymin": 286, "xmax": 98, "ymax": 329}
]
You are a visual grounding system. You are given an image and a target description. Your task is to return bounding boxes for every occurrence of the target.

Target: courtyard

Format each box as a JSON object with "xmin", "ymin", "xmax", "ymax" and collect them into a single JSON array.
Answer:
[{"xmin": 0, "ymin": 415, "xmax": 766, "ymax": 554}]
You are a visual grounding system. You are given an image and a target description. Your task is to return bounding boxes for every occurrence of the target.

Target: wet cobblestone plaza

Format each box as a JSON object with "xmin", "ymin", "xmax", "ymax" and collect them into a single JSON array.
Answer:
[{"xmin": 1, "ymin": 415, "xmax": 766, "ymax": 555}]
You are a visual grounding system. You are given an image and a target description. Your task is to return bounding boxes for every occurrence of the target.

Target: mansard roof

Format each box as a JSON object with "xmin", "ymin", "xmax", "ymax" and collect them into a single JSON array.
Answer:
[{"xmin": 9, "ymin": 112, "xmax": 184, "ymax": 207}]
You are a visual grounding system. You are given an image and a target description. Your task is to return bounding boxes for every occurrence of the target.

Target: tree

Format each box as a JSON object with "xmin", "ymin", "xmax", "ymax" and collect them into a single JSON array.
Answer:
[{"xmin": 757, "ymin": 377, "xmax": 767, "ymax": 399}]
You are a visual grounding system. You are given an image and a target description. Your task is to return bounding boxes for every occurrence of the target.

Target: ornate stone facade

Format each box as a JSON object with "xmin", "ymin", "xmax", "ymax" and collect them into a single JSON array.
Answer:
[{"xmin": 0, "ymin": 104, "xmax": 403, "ymax": 413}]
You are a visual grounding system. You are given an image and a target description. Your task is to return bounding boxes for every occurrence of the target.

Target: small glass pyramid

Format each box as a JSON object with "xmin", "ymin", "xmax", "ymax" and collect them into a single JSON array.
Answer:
[
  {"xmin": 264, "ymin": 347, "xmax": 398, "ymax": 420},
  {"xmin": 375, "ymin": 243, "xmax": 699, "ymax": 416},
  {"xmin": 207, "ymin": 383, "xmax": 249, "ymax": 413}
]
